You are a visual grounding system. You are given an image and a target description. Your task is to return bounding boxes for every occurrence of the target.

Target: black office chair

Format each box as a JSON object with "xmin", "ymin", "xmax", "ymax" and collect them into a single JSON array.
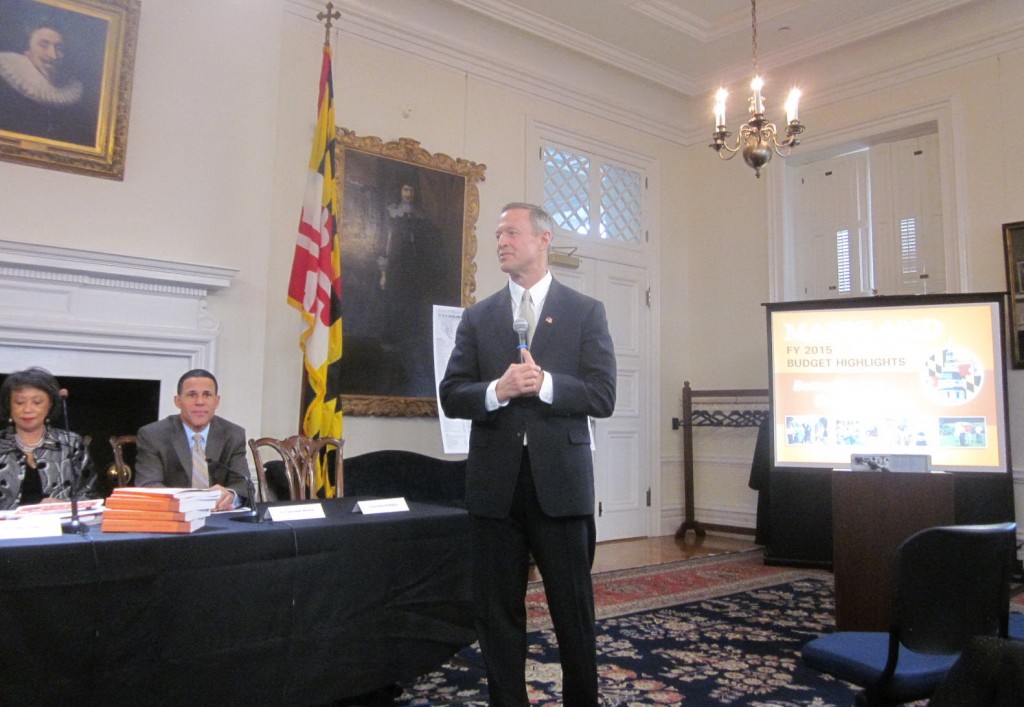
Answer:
[{"xmin": 801, "ymin": 522, "xmax": 1016, "ymax": 706}]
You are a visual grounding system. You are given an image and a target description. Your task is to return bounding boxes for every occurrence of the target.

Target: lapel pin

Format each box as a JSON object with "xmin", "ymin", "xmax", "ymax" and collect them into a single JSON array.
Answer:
[{"xmin": 545, "ymin": 317, "xmax": 553, "ymax": 324}]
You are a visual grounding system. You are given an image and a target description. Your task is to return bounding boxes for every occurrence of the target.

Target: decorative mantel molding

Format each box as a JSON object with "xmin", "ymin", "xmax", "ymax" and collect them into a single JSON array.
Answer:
[
  {"xmin": 0, "ymin": 239, "xmax": 238, "ymax": 297},
  {"xmin": 0, "ymin": 240, "xmax": 239, "ymax": 417}
]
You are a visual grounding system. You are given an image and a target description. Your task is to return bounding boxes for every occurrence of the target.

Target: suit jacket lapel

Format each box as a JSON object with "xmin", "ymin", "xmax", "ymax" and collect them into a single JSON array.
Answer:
[
  {"xmin": 172, "ymin": 419, "xmax": 193, "ymax": 476},
  {"xmin": 204, "ymin": 418, "xmax": 224, "ymax": 463},
  {"xmin": 529, "ymin": 278, "xmax": 565, "ymax": 356},
  {"xmin": 489, "ymin": 288, "xmax": 519, "ymax": 357}
]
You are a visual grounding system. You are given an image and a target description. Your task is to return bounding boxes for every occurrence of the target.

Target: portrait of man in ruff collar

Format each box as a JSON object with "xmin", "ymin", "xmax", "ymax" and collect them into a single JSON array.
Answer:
[{"xmin": 0, "ymin": 0, "xmax": 107, "ymax": 147}]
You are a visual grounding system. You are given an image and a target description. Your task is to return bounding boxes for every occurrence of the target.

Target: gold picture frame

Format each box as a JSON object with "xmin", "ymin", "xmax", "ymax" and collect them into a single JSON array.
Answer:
[
  {"xmin": 335, "ymin": 127, "xmax": 485, "ymax": 416},
  {"xmin": 1002, "ymin": 220, "xmax": 1024, "ymax": 368},
  {"xmin": 0, "ymin": 0, "xmax": 139, "ymax": 179}
]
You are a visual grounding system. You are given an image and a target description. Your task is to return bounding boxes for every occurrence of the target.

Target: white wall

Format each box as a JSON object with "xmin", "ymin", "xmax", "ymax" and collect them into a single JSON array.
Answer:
[
  {"xmin": 673, "ymin": 40, "xmax": 1024, "ymax": 529},
  {"xmin": 0, "ymin": 0, "xmax": 282, "ymax": 441},
  {"xmin": 265, "ymin": 11, "xmax": 684, "ymax": 461}
]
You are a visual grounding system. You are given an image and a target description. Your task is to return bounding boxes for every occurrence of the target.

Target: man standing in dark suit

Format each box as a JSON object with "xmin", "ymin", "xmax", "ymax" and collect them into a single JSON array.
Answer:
[
  {"xmin": 134, "ymin": 369, "xmax": 250, "ymax": 512},
  {"xmin": 440, "ymin": 203, "xmax": 617, "ymax": 706}
]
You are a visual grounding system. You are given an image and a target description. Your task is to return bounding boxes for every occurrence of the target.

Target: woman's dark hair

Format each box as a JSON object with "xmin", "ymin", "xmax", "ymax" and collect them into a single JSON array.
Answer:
[{"xmin": 0, "ymin": 367, "xmax": 63, "ymax": 424}]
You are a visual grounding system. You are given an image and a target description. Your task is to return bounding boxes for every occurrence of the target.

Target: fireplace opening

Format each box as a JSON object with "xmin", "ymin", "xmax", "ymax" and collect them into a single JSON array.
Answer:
[{"xmin": 0, "ymin": 373, "xmax": 161, "ymax": 498}]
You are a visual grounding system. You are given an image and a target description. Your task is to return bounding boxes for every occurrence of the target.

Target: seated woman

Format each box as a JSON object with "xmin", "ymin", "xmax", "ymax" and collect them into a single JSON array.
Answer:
[{"xmin": 0, "ymin": 368, "xmax": 96, "ymax": 509}]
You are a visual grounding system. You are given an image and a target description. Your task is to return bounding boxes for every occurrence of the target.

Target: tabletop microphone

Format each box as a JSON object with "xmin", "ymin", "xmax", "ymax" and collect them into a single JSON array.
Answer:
[
  {"xmin": 211, "ymin": 456, "xmax": 265, "ymax": 523},
  {"xmin": 58, "ymin": 387, "xmax": 87, "ymax": 535},
  {"xmin": 513, "ymin": 317, "xmax": 529, "ymax": 363}
]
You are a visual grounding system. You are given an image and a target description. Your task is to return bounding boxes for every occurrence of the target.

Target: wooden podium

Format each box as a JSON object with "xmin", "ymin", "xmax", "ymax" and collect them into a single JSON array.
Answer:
[{"xmin": 831, "ymin": 471, "xmax": 955, "ymax": 631}]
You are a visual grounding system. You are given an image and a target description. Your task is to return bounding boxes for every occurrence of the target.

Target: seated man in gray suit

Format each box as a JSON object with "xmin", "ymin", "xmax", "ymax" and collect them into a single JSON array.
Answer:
[{"xmin": 134, "ymin": 369, "xmax": 249, "ymax": 511}]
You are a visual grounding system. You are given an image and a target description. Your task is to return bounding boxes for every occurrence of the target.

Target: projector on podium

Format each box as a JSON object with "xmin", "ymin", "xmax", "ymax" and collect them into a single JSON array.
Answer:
[{"xmin": 850, "ymin": 453, "xmax": 932, "ymax": 473}]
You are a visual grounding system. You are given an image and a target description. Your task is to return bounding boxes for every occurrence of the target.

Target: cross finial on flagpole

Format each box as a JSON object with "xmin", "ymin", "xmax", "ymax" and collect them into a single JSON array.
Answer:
[{"xmin": 317, "ymin": 2, "xmax": 341, "ymax": 47}]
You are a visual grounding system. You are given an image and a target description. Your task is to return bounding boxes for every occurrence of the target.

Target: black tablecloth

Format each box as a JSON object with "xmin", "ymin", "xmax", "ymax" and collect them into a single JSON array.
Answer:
[{"xmin": 0, "ymin": 499, "xmax": 474, "ymax": 706}]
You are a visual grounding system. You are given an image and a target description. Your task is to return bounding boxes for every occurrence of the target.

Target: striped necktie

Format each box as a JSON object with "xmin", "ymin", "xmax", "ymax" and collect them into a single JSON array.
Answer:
[{"xmin": 191, "ymin": 433, "xmax": 210, "ymax": 488}]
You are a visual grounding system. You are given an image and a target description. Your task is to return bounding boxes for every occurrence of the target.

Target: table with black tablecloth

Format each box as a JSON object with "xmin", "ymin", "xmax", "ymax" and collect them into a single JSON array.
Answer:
[{"xmin": 0, "ymin": 499, "xmax": 474, "ymax": 706}]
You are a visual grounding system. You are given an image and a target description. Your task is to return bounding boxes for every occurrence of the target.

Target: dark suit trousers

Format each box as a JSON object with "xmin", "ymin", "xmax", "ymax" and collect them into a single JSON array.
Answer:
[{"xmin": 470, "ymin": 450, "xmax": 598, "ymax": 707}]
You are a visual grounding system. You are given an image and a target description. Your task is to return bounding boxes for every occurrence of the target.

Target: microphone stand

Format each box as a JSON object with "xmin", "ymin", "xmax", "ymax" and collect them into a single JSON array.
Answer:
[
  {"xmin": 217, "ymin": 457, "xmax": 264, "ymax": 523},
  {"xmin": 59, "ymin": 390, "xmax": 88, "ymax": 535},
  {"xmin": 238, "ymin": 472, "xmax": 265, "ymax": 523}
]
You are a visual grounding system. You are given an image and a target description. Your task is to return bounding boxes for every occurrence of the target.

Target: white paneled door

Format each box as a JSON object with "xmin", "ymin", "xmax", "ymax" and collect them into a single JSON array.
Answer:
[{"xmin": 555, "ymin": 258, "xmax": 649, "ymax": 541}]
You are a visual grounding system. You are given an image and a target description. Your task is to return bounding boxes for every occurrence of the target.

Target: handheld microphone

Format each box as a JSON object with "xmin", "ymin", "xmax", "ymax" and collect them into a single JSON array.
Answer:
[
  {"xmin": 211, "ymin": 456, "xmax": 265, "ymax": 523},
  {"xmin": 513, "ymin": 318, "xmax": 529, "ymax": 363},
  {"xmin": 58, "ymin": 388, "xmax": 87, "ymax": 535}
]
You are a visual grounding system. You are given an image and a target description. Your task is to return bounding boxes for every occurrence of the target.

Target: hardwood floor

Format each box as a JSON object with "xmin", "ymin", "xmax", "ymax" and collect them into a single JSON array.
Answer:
[
  {"xmin": 591, "ymin": 533, "xmax": 760, "ymax": 574},
  {"xmin": 527, "ymin": 532, "xmax": 761, "ymax": 581}
]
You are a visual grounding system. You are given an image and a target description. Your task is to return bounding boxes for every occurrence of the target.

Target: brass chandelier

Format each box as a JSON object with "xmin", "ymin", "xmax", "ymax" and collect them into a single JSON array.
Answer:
[{"xmin": 710, "ymin": 0, "xmax": 805, "ymax": 178}]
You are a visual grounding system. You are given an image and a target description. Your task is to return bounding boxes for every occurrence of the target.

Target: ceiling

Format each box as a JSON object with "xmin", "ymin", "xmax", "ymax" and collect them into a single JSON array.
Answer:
[{"xmin": 446, "ymin": 0, "xmax": 978, "ymax": 95}]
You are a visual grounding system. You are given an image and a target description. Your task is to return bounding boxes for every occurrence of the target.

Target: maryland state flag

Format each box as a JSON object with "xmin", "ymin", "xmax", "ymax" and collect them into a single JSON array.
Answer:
[{"xmin": 287, "ymin": 43, "xmax": 343, "ymax": 497}]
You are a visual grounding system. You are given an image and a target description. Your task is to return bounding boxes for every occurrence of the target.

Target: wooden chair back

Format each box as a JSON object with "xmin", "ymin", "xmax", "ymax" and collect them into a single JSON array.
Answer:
[
  {"xmin": 248, "ymin": 435, "xmax": 344, "ymax": 501},
  {"xmin": 108, "ymin": 434, "xmax": 137, "ymax": 487}
]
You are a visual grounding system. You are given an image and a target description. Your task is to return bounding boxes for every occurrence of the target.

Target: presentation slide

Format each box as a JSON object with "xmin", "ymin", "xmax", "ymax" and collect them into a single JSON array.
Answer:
[{"xmin": 768, "ymin": 297, "xmax": 1007, "ymax": 472}]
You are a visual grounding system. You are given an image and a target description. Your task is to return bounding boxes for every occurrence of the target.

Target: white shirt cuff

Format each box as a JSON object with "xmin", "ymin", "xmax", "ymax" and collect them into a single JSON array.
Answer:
[{"xmin": 485, "ymin": 379, "xmax": 507, "ymax": 411}]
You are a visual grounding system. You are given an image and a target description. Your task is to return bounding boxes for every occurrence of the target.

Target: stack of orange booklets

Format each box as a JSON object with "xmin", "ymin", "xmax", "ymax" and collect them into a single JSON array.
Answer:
[{"xmin": 102, "ymin": 487, "xmax": 221, "ymax": 534}]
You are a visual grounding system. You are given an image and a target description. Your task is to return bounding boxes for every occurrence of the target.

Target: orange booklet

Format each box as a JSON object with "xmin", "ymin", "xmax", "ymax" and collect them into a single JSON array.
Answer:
[
  {"xmin": 102, "ymin": 507, "xmax": 209, "ymax": 523},
  {"xmin": 106, "ymin": 487, "xmax": 219, "ymax": 513},
  {"xmin": 101, "ymin": 516, "xmax": 207, "ymax": 534}
]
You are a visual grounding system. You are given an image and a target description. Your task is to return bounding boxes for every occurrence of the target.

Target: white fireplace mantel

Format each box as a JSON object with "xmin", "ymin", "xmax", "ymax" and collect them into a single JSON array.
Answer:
[
  {"xmin": 0, "ymin": 240, "xmax": 240, "ymax": 417},
  {"xmin": 0, "ymin": 239, "xmax": 237, "ymax": 296}
]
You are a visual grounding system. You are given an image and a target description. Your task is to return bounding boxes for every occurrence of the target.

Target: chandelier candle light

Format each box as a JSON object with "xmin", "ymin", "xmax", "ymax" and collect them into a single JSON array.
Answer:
[{"xmin": 710, "ymin": 0, "xmax": 805, "ymax": 177}]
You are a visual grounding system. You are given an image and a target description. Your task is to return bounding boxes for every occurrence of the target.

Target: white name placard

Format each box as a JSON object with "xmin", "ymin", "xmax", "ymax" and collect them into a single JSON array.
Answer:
[
  {"xmin": 266, "ymin": 503, "xmax": 326, "ymax": 521},
  {"xmin": 354, "ymin": 498, "xmax": 410, "ymax": 514},
  {"xmin": 0, "ymin": 514, "xmax": 63, "ymax": 539}
]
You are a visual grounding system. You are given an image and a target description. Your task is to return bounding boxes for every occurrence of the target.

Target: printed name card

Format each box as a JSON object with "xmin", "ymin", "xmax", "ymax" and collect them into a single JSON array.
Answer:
[
  {"xmin": 266, "ymin": 503, "xmax": 326, "ymax": 521},
  {"xmin": 354, "ymin": 498, "xmax": 410, "ymax": 514},
  {"xmin": 0, "ymin": 514, "xmax": 63, "ymax": 539}
]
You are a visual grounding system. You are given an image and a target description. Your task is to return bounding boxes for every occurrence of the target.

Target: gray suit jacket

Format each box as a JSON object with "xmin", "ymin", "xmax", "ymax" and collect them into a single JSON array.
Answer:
[
  {"xmin": 134, "ymin": 414, "xmax": 250, "ymax": 501},
  {"xmin": 439, "ymin": 278, "xmax": 616, "ymax": 518}
]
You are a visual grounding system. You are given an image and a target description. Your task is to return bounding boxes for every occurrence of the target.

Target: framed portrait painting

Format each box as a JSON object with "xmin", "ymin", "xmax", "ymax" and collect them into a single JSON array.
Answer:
[
  {"xmin": 0, "ymin": 0, "xmax": 139, "ymax": 179},
  {"xmin": 335, "ymin": 128, "xmax": 485, "ymax": 416}
]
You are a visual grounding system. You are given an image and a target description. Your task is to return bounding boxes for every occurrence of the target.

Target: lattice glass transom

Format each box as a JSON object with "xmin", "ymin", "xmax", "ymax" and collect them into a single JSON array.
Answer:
[
  {"xmin": 600, "ymin": 164, "xmax": 642, "ymax": 243},
  {"xmin": 543, "ymin": 146, "xmax": 590, "ymax": 235}
]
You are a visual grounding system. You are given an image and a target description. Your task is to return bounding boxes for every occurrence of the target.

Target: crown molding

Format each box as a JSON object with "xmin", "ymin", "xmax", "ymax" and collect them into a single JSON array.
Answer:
[
  {"xmin": 284, "ymin": 0, "xmax": 690, "ymax": 143},
  {"xmin": 283, "ymin": 0, "xmax": 1024, "ymax": 147}
]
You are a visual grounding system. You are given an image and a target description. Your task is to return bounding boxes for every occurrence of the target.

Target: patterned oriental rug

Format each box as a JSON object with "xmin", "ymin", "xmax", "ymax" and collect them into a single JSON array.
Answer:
[{"xmin": 394, "ymin": 550, "xmax": 871, "ymax": 706}]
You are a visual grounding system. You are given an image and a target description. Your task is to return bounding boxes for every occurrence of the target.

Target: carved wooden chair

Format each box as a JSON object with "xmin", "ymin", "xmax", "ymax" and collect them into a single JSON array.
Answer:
[
  {"xmin": 108, "ymin": 434, "xmax": 138, "ymax": 488},
  {"xmin": 248, "ymin": 435, "xmax": 344, "ymax": 501}
]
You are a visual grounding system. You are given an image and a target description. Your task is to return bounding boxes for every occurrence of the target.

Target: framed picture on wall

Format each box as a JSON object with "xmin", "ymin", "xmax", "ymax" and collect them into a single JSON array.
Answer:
[
  {"xmin": 334, "ymin": 128, "xmax": 486, "ymax": 416},
  {"xmin": 0, "ymin": 0, "xmax": 140, "ymax": 179}
]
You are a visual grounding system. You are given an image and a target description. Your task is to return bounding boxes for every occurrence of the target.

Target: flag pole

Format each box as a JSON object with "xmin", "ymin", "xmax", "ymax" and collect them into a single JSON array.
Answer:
[
  {"xmin": 296, "ymin": 1, "xmax": 337, "ymax": 436},
  {"xmin": 317, "ymin": 2, "xmax": 340, "ymax": 47},
  {"xmin": 288, "ymin": 0, "xmax": 345, "ymax": 497}
]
